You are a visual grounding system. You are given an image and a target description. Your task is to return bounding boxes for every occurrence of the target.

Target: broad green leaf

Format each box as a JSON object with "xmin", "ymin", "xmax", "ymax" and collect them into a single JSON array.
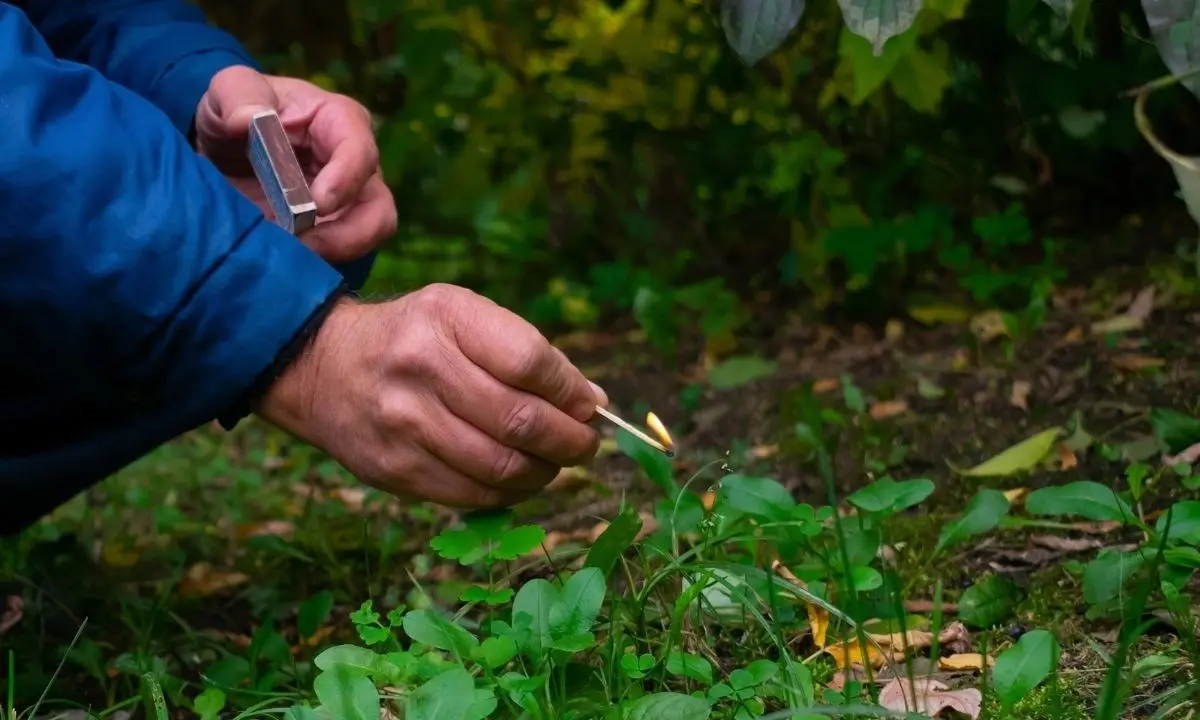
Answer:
[
  {"xmin": 494, "ymin": 525, "xmax": 547, "ymax": 560},
  {"xmin": 849, "ymin": 565, "xmax": 883, "ymax": 592},
  {"xmin": 992, "ymin": 630, "xmax": 1060, "ymax": 710},
  {"xmin": 298, "ymin": 591, "xmax": 334, "ymax": 640},
  {"xmin": 889, "ymin": 40, "xmax": 954, "ymax": 113},
  {"xmin": 706, "ymin": 355, "xmax": 779, "ymax": 389},
  {"xmin": 429, "ymin": 529, "xmax": 485, "ymax": 565},
  {"xmin": 745, "ymin": 659, "xmax": 780, "ymax": 685},
  {"xmin": 846, "ymin": 477, "xmax": 934, "ymax": 515},
  {"xmin": 1151, "ymin": 407, "xmax": 1200, "ymax": 454},
  {"xmin": 549, "ymin": 631, "xmax": 596, "ymax": 653},
  {"xmin": 512, "ymin": 579, "xmax": 559, "ymax": 657},
  {"xmin": 1083, "ymin": 550, "xmax": 1145, "ymax": 605},
  {"xmin": 958, "ymin": 574, "xmax": 1018, "ymax": 628},
  {"xmin": 718, "ymin": 0, "xmax": 807, "ymax": 66},
  {"xmin": 406, "ymin": 668, "xmax": 479, "ymax": 720},
  {"xmin": 1157, "ymin": 500, "xmax": 1200, "ymax": 544},
  {"xmin": 193, "ymin": 688, "xmax": 225, "ymax": 720},
  {"xmin": 402, "ymin": 610, "xmax": 479, "ymax": 657},
  {"xmin": 717, "ymin": 474, "xmax": 795, "ymax": 521},
  {"xmin": 314, "ymin": 645, "xmax": 391, "ymax": 677},
  {"xmin": 585, "ymin": 506, "xmax": 643, "ymax": 578},
  {"xmin": 1026, "ymin": 481, "xmax": 1135, "ymax": 523},
  {"xmin": 622, "ymin": 691, "xmax": 712, "ymax": 720},
  {"xmin": 666, "ymin": 651, "xmax": 714, "ymax": 685},
  {"xmin": 955, "ymin": 428, "xmax": 1060, "ymax": 476},
  {"xmin": 312, "ymin": 666, "xmax": 380, "ymax": 720},
  {"xmin": 617, "ymin": 430, "xmax": 677, "ymax": 498},
  {"xmin": 283, "ymin": 706, "xmax": 327, "ymax": 720},
  {"xmin": 836, "ymin": 0, "xmax": 923, "ymax": 55},
  {"xmin": 476, "ymin": 636, "xmax": 518, "ymax": 670},
  {"xmin": 203, "ymin": 656, "xmax": 250, "ymax": 689},
  {"xmin": 548, "ymin": 567, "xmax": 606, "ymax": 637},
  {"xmin": 935, "ymin": 489, "xmax": 1009, "ymax": 552}
]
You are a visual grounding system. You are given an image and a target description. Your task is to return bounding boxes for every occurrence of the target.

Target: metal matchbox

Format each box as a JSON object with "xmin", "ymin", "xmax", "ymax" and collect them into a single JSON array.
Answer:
[{"xmin": 247, "ymin": 110, "xmax": 318, "ymax": 235}]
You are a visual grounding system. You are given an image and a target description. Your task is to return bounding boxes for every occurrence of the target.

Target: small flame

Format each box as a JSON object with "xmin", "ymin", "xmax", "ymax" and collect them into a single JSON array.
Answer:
[{"xmin": 645, "ymin": 411, "xmax": 674, "ymax": 448}]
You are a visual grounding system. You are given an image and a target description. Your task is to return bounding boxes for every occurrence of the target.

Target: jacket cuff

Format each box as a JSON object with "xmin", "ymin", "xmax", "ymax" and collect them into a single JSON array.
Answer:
[{"xmin": 216, "ymin": 280, "xmax": 351, "ymax": 430}]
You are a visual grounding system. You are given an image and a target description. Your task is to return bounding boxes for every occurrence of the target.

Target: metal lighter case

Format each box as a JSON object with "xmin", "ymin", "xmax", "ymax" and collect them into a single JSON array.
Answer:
[{"xmin": 247, "ymin": 110, "xmax": 318, "ymax": 235}]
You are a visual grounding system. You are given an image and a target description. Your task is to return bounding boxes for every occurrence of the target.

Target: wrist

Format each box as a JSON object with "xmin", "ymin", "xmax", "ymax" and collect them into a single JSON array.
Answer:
[{"xmin": 256, "ymin": 294, "xmax": 365, "ymax": 440}]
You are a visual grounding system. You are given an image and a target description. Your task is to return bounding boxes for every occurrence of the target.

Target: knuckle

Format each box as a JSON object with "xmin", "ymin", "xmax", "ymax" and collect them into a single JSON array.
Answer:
[
  {"xmin": 500, "ymin": 401, "xmax": 541, "ymax": 446},
  {"xmin": 488, "ymin": 446, "xmax": 532, "ymax": 487},
  {"xmin": 507, "ymin": 339, "xmax": 547, "ymax": 385}
]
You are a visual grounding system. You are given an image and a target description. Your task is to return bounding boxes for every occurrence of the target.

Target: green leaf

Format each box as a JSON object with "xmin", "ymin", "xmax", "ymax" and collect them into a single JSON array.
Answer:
[
  {"xmin": 429, "ymin": 529, "xmax": 486, "ymax": 565},
  {"xmin": 958, "ymin": 575, "xmax": 1018, "ymax": 628},
  {"xmin": 1026, "ymin": 481, "xmax": 1135, "ymax": 523},
  {"xmin": 1151, "ymin": 407, "xmax": 1200, "ymax": 454},
  {"xmin": 718, "ymin": 1, "xmax": 806, "ymax": 66},
  {"xmin": 846, "ymin": 477, "xmax": 934, "ymax": 515},
  {"xmin": 549, "ymin": 567, "xmax": 606, "ymax": 638},
  {"xmin": 585, "ymin": 506, "xmax": 643, "ymax": 578},
  {"xmin": 955, "ymin": 428, "xmax": 1060, "ymax": 477},
  {"xmin": 476, "ymin": 636, "xmax": 518, "ymax": 670},
  {"xmin": 549, "ymin": 631, "xmax": 596, "ymax": 653},
  {"xmin": 193, "ymin": 688, "xmax": 225, "ymax": 720},
  {"xmin": 298, "ymin": 590, "xmax": 334, "ymax": 640},
  {"xmin": 848, "ymin": 565, "xmax": 883, "ymax": 592},
  {"xmin": 1156, "ymin": 500, "xmax": 1200, "ymax": 544},
  {"xmin": 312, "ymin": 666, "xmax": 380, "ymax": 720},
  {"xmin": 283, "ymin": 706, "xmax": 327, "ymax": 720},
  {"xmin": 745, "ymin": 659, "xmax": 779, "ymax": 685},
  {"xmin": 1144, "ymin": 1, "xmax": 1200, "ymax": 101},
  {"xmin": 706, "ymin": 355, "xmax": 779, "ymax": 389},
  {"xmin": 717, "ymin": 474, "xmax": 795, "ymax": 522},
  {"xmin": 622, "ymin": 691, "xmax": 712, "ymax": 720},
  {"xmin": 494, "ymin": 525, "xmax": 547, "ymax": 560},
  {"xmin": 935, "ymin": 489, "xmax": 1009, "ymax": 552},
  {"xmin": 402, "ymin": 610, "xmax": 479, "ymax": 657},
  {"xmin": 836, "ymin": 0, "xmax": 923, "ymax": 55},
  {"xmin": 512, "ymin": 579, "xmax": 559, "ymax": 657},
  {"xmin": 992, "ymin": 630, "xmax": 1060, "ymax": 710},
  {"xmin": 1083, "ymin": 550, "xmax": 1145, "ymax": 605},
  {"xmin": 314, "ymin": 645, "xmax": 391, "ymax": 678},
  {"xmin": 666, "ymin": 651, "xmax": 714, "ymax": 685},
  {"xmin": 406, "ymin": 668, "xmax": 481, "ymax": 720},
  {"xmin": 617, "ymin": 430, "xmax": 677, "ymax": 497}
]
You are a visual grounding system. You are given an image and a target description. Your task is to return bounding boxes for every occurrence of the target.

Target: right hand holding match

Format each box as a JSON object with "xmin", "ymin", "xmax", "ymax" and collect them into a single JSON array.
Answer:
[{"xmin": 257, "ymin": 284, "xmax": 608, "ymax": 508}]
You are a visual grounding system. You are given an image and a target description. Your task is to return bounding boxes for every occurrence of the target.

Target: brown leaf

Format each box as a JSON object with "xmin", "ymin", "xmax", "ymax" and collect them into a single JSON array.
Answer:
[
  {"xmin": 701, "ymin": 491, "xmax": 716, "ymax": 511},
  {"xmin": 1062, "ymin": 326, "xmax": 1084, "ymax": 344},
  {"xmin": 1071, "ymin": 520, "xmax": 1123, "ymax": 534},
  {"xmin": 1128, "ymin": 285, "xmax": 1157, "ymax": 323},
  {"xmin": 1055, "ymin": 444, "xmax": 1078, "ymax": 470},
  {"xmin": 869, "ymin": 400, "xmax": 909, "ymax": 420},
  {"xmin": 1010, "ymin": 380, "xmax": 1031, "ymax": 410},
  {"xmin": 177, "ymin": 563, "xmax": 250, "ymax": 598},
  {"xmin": 1030, "ymin": 535, "xmax": 1102, "ymax": 552},
  {"xmin": 329, "ymin": 487, "xmax": 367, "ymax": 512},
  {"xmin": 877, "ymin": 678, "xmax": 982, "ymax": 718},
  {"xmin": 938, "ymin": 621, "xmax": 972, "ymax": 655},
  {"xmin": 0, "ymin": 595, "xmax": 22, "ymax": 635},
  {"xmin": 813, "ymin": 378, "xmax": 839, "ymax": 394},
  {"xmin": 235, "ymin": 520, "xmax": 295, "ymax": 541},
  {"xmin": 1003, "ymin": 488, "xmax": 1029, "ymax": 506},
  {"xmin": 1111, "ymin": 354, "xmax": 1165, "ymax": 371},
  {"xmin": 939, "ymin": 653, "xmax": 994, "ymax": 671}
]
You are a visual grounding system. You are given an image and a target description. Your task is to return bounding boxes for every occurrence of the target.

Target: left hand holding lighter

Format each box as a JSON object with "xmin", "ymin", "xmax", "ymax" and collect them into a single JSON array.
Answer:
[{"xmin": 193, "ymin": 65, "xmax": 397, "ymax": 264}]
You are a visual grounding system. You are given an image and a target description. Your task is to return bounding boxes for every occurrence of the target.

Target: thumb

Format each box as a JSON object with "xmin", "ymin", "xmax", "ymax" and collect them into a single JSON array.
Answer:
[{"xmin": 202, "ymin": 65, "xmax": 280, "ymax": 134}]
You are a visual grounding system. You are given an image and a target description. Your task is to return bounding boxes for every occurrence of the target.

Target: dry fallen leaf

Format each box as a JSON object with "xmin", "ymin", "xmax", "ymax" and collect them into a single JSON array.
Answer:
[
  {"xmin": 1164, "ymin": 441, "xmax": 1200, "ymax": 466},
  {"xmin": 329, "ymin": 487, "xmax": 367, "ymax": 512},
  {"xmin": 1128, "ymin": 285, "xmax": 1157, "ymax": 323},
  {"xmin": 177, "ymin": 563, "xmax": 251, "ymax": 598},
  {"xmin": 1111, "ymin": 354, "xmax": 1165, "ymax": 371},
  {"xmin": 1030, "ymin": 535, "xmax": 1102, "ymax": 552},
  {"xmin": 235, "ymin": 520, "xmax": 295, "ymax": 541},
  {"xmin": 813, "ymin": 378, "xmax": 839, "ymax": 394},
  {"xmin": 939, "ymin": 653, "xmax": 994, "ymax": 671},
  {"xmin": 885, "ymin": 319, "xmax": 905, "ymax": 342},
  {"xmin": 869, "ymin": 400, "xmax": 909, "ymax": 420},
  {"xmin": 877, "ymin": 677, "xmax": 982, "ymax": 718},
  {"xmin": 1062, "ymin": 326, "xmax": 1084, "ymax": 344},
  {"xmin": 970, "ymin": 310, "xmax": 1008, "ymax": 342},
  {"xmin": 1010, "ymin": 380, "xmax": 1031, "ymax": 410},
  {"xmin": 1003, "ymin": 487, "xmax": 1029, "ymax": 506},
  {"xmin": 823, "ymin": 622, "xmax": 970, "ymax": 669},
  {"xmin": 773, "ymin": 560, "xmax": 829, "ymax": 647},
  {"xmin": 0, "ymin": 595, "xmax": 22, "ymax": 635},
  {"xmin": 1055, "ymin": 444, "xmax": 1078, "ymax": 470}
]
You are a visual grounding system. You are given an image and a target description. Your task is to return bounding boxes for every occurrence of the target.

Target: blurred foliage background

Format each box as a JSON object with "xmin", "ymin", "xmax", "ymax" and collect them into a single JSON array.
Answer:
[{"xmin": 201, "ymin": 0, "xmax": 1200, "ymax": 358}]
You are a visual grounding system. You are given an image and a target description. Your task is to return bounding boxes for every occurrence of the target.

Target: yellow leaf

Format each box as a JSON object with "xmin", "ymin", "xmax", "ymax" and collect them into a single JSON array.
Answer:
[
  {"xmin": 177, "ymin": 563, "xmax": 250, "ymax": 598},
  {"xmin": 954, "ymin": 427, "xmax": 1061, "ymax": 477},
  {"xmin": 808, "ymin": 604, "xmax": 829, "ymax": 648},
  {"xmin": 869, "ymin": 400, "xmax": 909, "ymax": 420},
  {"xmin": 908, "ymin": 304, "xmax": 972, "ymax": 326},
  {"xmin": 970, "ymin": 310, "xmax": 1010, "ymax": 341},
  {"xmin": 102, "ymin": 542, "xmax": 140, "ymax": 568},
  {"xmin": 939, "ymin": 652, "xmax": 994, "ymax": 670},
  {"xmin": 1003, "ymin": 487, "xmax": 1029, "ymax": 506}
]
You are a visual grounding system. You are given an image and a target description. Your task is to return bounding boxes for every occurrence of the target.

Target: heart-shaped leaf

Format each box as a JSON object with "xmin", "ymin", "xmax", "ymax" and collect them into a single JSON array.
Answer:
[
  {"xmin": 836, "ymin": 0, "xmax": 923, "ymax": 56},
  {"xmin": 719, "ymin": 0, "xmax": 807, "ymax": 66}
]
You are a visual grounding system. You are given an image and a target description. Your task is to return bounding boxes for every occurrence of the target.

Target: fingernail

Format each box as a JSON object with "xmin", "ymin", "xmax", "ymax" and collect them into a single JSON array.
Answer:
[{"xmin": 588, "ymin": 381, "xmax": 609, "ymax": 408}]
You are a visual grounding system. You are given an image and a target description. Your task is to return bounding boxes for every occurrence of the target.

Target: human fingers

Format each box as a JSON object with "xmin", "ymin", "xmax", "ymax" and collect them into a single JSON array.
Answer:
[
  {"xmin": 446, "ymin": 289, "xmax": 603, "ymax": 422},
  {"xmin": 303, "ymin": 95, "xmax": 379, "ymax": 215},
  {"xmin": 374, "ymin": 444, "xmax": 539, "ymax": 509},
  {"xmin": 300, "ymin": 173, "xmax": 397, "ymax": 264},
  {"xmin": 420, "ymin": 399, "xmax": 561, "ymax": 491},
  {"xmin": 437, "ymin": 358, "xmax": 600, "ymax": 470}
]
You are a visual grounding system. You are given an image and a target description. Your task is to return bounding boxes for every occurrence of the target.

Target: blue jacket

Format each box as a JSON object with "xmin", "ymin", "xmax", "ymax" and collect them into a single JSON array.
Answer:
[{"xmin": 1, "ymin": 1, "xmax": 355, "ymax": 533}]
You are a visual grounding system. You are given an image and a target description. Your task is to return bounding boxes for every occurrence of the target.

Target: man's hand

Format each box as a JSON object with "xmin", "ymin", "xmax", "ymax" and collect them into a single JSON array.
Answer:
[
  {"xmin": 257, "ymin": 284, "xmax": 609, "ymax": 509},
  {"xmin": 194, "ymin": 66, "xmax": 397, "ymax": 264}
]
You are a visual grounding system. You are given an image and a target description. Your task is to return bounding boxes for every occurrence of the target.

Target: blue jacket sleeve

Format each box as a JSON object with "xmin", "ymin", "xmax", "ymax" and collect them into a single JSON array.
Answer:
[
  {"xmin": 20, "ymin": 0, "xmax": 258, "ymax": 137},
  {"xmin": 0, "ymin": 7, "xmax": 345, "ymax": 432}
]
